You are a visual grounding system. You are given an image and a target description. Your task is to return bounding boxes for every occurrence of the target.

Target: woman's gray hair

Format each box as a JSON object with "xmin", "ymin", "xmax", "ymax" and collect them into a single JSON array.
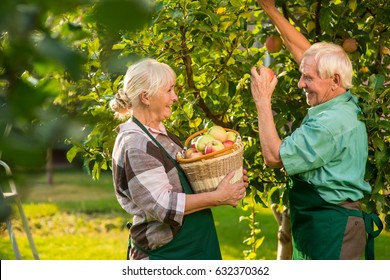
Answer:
[{"xmin": 110, "ymin": 58, "xmax": 176, "ymax": 118}]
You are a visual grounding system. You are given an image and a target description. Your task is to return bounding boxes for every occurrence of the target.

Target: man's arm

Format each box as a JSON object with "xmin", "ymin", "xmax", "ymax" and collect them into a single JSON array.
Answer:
[
  {"xmin": 250, "ymin": 66, "xmax": 283, "ymax": 168},
  {"xmin": 257, "ymin": 0, "xmax": 311, "ymax": 65}
]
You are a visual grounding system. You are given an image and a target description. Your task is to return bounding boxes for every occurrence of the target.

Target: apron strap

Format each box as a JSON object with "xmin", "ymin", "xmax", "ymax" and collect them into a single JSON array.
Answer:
[
  {"xmin": 128, "ymin": 117, "xmax": 196, "ymax": 258},
  {"xmin": 132, "ymin": 117, "xmax": 193, "ymax": 194},
  {"xmin": 363, "ymin": 212, "xmax": 383, "ymax": 260}
]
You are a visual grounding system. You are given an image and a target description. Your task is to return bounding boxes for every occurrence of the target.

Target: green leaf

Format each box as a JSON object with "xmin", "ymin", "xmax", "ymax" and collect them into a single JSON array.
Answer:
[
  {"xmin": 92, "ymin": 0, "xmax": 152, "ymax": 33},
  {"xmin": 66, "ymin": 146, "xmax": 81, "ymax": 163},
  {"xmin": 230, "ymin": 0, "xmax": 243, "ymax": 8},
  {"xmin": 205, "ymin": 10, "xmax": 220, "ymax": 26},
  {"xmin": 368, "ymin": 74, "xmax": 385, "ymax": 90}
]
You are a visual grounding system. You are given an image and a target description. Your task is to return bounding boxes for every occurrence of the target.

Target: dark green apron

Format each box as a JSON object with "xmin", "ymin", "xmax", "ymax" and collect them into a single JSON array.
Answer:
[
  {"xmin": 288, "ymin": 175, "xmax": 382, "ymax": 260},
  {"xmin": 131, "ymin": 117, "xmax": 222, "ymax": 260}
]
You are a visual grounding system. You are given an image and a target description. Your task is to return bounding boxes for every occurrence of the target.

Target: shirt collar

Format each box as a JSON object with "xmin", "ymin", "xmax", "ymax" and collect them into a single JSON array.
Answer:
[
  {"xmin": 117, "ymin": 118, "xmax": 168, "ymax": 137},
  {"xmin": 307, "ymin": 90, "xmax": 354, "ymax": 117}
]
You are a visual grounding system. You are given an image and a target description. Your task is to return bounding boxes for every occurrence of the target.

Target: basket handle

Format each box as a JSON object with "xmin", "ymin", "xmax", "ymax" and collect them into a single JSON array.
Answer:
[
  {"xmin": 178, "ymin": 128, "xmax": 242, "ymax": 164},
  {"xmin": 184, "ymin": 128, "xmax": 208, "ymax": 148},
  {"xmin": 184, "ymin": 128, "xmax": 240, "ymax": 149}
]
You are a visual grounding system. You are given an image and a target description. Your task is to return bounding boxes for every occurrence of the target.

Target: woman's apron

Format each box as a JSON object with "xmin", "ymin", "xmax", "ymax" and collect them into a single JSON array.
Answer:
[
  {"xmin": 130, "ymin": 117, "xmax": 222, "ymax": 260},
  {"xmin": 288, "ymin": 175, "xmax": 382, "ymax": 260}
]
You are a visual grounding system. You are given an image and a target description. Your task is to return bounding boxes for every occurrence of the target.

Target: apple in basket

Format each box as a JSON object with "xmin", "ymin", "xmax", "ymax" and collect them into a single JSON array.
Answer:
[
  {"xmin": 188, "ymin": 151, "xmax": 204, "ymax": 159},
  {"xmin": 225, "ymin": 131, "xmax": 237, "ymax": 142},
  {"xmin": 195, "ymin": 134, "xmax": 215, "ymax": 153},
  {"xmin": 204, "ymin": 139, "xmax": 225, "ymax": 154},
  {"xmin": 207, "ymin": 125, "xmax": 227, "ymax": 142},
  {"xmin": 190, "ymin": 135, "xmax": 201, "ymax": 149},
  {"xmin": 185, "ymin": 147, "xmax": 198, "ymax": 159},
  {"xmin": 223, "ymin": 140, "xmax": 235, "ymax": 148}
]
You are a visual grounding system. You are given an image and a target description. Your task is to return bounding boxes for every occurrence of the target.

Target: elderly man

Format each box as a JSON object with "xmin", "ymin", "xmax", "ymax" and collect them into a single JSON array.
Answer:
[{"xmin": 250, "ymin": 0, "xmax": 372, "ymax": 259}]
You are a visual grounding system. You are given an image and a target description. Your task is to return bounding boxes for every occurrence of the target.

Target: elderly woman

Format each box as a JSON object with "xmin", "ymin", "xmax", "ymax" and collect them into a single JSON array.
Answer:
[{"xmin": 110, "ymin": 58, "xmax": 248, "ymax": 260}]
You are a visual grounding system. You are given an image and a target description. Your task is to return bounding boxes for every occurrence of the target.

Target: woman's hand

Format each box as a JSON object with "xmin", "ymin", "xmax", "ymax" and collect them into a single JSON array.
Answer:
[
  {"xmin": 214, "ymin": 169, "xmax": 249, "ymax": 207},
  {"xmin": 184, "ymin": 169, "xmax": 249, "ymax": 214}
]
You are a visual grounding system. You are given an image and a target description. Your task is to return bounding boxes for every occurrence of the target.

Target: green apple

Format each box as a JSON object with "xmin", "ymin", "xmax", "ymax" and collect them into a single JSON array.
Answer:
[
  {"xmin": 195, "ymin": 134, "xmax": 215, "ymax": 153},
  {"xmin": 204, "ymin": 139, "xmax": 225, "ymax": 154},
  {"xmin": 225, "ymin": 131, "xmax": 237, "ymax": 142}
]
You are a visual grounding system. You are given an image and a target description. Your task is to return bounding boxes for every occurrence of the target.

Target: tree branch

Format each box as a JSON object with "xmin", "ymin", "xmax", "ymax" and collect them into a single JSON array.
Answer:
[
  {"xmin": 281, "ymin": 3, "xmax": 308, "ymax": 36},
  {"xmin": 179, "ymin": 25, "xmax": 227, "ymax": 127}
]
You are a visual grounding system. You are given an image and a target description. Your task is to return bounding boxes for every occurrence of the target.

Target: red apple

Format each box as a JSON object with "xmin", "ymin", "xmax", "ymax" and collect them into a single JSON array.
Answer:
[
  {"xmin": 264, "ymin": 67, "xmax": 275, "ymax": 82},
  {"xmin": 195, "ymin": 134, "xmax": 215, "ymax": 153},
  {"xmin": 258, "ymin": 66, "xmax": 275, "ymax": 82},
  {"xmin": 265, "ymin": 35, "xmax": 283, "ymax": 53},
  {"xmin": 191, "ymin": 136, "xmax": 200, "ymax": 148},
  {"xmin": 223, "ymin": 140, "xmax": 235, "ymax": 148},
  {"xmin": 207, "ymin": 125, "xmax": 227, "ymax": 142},
  {"xmin": 342, "ymin": 38, "xmax": 358, "ymax": 53},
  {"xmin": 204, "ymin": 139, "xmax": 225, "ymax": 154},
  {"xmin": 185, "ymin": 147, "xmax": 197, "ymax": 159},
  {"xmin": 189, "ymin": 151, "xmax": 204, "ymax": 159}
]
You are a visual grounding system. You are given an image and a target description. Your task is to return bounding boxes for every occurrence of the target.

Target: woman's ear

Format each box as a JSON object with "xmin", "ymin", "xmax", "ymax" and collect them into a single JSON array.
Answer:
[{"xmin": 140, "ymin": 91, "xmax": 149, "ymax": 106}]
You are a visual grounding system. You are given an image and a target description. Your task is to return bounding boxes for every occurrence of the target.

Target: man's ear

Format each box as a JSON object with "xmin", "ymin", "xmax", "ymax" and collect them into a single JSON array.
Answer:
[{"xmin": 332, "ymin": 74, "xmax": 341, "ymax": 90}]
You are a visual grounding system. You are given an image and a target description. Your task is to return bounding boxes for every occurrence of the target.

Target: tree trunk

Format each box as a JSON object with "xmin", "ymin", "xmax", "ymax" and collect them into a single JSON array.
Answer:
[
  {"xmin": 46, "ymin": 148, "xmax": 53, "ymax": 186},
  {"xmin": 271, "ymin": 205, "xmax": 292, "ymax": 260}
]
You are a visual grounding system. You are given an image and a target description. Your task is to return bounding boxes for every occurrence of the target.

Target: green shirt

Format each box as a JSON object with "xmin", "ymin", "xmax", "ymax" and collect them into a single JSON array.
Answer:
[{"xmin": 280, "ymin": 91, "xmax": 371, "ymax": 204}]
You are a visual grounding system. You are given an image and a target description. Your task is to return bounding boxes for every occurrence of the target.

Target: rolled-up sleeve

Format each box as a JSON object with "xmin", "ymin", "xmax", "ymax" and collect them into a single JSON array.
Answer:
[{"xmin": 280, "ymin": 121, "xmax": 336, "ymax": 176}]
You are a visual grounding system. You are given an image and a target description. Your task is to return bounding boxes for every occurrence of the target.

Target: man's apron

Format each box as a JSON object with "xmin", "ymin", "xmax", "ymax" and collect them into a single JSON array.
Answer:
[
  {"xmin": 288, "ymin": 175, "xmax": 382, "ymax": 260},
  {"xmin": 131, "ymin": 117, "xmax": 222, "ymax": 260}
]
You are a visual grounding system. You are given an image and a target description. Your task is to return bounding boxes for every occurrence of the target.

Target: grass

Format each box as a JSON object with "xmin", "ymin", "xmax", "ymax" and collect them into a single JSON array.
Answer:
[{"xmin": 0, "ymin": 167, "xmax": 389, "ymax": 260}]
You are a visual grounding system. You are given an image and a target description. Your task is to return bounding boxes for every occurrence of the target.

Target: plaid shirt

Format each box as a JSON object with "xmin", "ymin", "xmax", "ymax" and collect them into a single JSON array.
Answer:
[{"xmin": 112, "ymin": 119, "xmax": 186, "ymax": 260}]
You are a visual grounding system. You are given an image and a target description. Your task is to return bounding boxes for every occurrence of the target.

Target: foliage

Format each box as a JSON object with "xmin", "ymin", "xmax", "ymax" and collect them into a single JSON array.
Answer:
[{"xmin": 0, "ymin": 0, "xmax": 389, "ymax": 259}]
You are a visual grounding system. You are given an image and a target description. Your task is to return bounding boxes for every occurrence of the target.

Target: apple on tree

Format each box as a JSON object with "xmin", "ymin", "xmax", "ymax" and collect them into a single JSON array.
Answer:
[
  {"xmin": 265, "ymin": 35, "xmax": 283, "ymax": 53},
  {"xmin": 342, "ymin": 38, "xmax": 358, "ymax": 53}
]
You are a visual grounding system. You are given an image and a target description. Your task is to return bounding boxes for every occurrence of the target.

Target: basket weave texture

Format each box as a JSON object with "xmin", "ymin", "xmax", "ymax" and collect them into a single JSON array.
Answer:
[{"xmin": 177, "ymin": 129, "xmax": 244, "ymax": 194}]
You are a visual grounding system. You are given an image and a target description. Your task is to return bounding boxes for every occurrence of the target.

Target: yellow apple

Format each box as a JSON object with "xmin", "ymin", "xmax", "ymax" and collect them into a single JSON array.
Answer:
[
  {"xmin": 225, "ymin": 131, "xmax": 237, "ymax": 142},
  {"xmin": 207, "ymin": 126, "xmax": 227, "ymax": 142}
]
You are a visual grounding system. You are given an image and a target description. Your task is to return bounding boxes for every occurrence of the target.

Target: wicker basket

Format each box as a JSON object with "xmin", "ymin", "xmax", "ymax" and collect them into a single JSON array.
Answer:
[{"xmin": 176, "ymin": 128, "xmax": 244, "ymax": 194}]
